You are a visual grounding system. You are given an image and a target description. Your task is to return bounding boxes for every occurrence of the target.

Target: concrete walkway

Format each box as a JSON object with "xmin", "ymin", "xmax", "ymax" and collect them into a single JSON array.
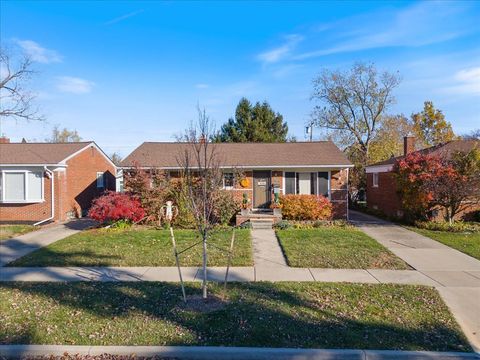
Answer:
[
  {"xmin": 0, "ymin": 265, "xmax": 445, "ymax": 285},
  {"xmin": 251, "ymin": 226, "xmax": 317, "ymax": 281},
  {"xmin": 350, "ymin": 210, "xmax": 480, "ymax": 352},
  {"xmin": 0, "ymin": 219, "xmax": 96, "ymax": 267}
]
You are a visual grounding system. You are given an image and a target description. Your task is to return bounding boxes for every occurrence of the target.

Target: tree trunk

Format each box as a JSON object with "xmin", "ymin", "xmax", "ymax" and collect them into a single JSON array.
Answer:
[{"xmin": 202, "ymin": 230, "xmax": 207, "ymax": 299}]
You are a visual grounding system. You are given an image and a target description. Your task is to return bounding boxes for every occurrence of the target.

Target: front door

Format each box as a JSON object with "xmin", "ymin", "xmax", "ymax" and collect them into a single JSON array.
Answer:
[{"xmin": 253, "ymin": 171, "xmax": 271, "ymax": 208}]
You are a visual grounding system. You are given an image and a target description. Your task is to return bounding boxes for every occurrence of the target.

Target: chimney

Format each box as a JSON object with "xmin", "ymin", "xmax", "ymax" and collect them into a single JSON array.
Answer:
[
  {"xmin": 0, "ymin": 136, "xmax": 10, "ymax": 144},
  {"xmin": 403, "ymin": 136, "xmax": 415, "ymax": 156},
  {"xmin": 199, "ymin": 135, "xmax": 207, "ymax": 144}
]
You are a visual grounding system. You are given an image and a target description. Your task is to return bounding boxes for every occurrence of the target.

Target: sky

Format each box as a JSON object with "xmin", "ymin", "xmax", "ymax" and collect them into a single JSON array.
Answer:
[{"xmin": 1, "ymin": 0, "xmax": 479, "ymax": 157}]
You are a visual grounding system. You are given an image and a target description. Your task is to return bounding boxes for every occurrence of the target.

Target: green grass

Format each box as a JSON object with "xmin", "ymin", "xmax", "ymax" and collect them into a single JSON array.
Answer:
[
  {"xmin": 0, "ymin": 225, "xmax": 36, "ymax": 241},
  {"xmin": 410, "ymin": 228, "xmax": 480, "ymax": 260},
  {"xmin": 276, "ymin": 227, "xmax": 410, "ymax": 269},
  {"xmin": 8, "ymin": 228, "xmax": 252, "ymax": 267},
  {"xmin": 0, "ymin": 282, "xmax": 469, "ymax": 351}
]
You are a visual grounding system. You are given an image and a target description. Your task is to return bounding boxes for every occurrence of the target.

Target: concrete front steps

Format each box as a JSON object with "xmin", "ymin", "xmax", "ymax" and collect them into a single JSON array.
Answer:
[
  {"xmin": 250, "ymin": 219, "xmax": 274, "ymax": 230},
  {"xmin": 236, "ymin": 210, "xmax": 281, "ymax": 226}
]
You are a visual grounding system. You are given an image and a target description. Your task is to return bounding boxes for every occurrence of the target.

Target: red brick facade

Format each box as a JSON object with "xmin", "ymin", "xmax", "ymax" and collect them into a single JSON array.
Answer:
[
  {"xmin": 366, "ymin": 171, "xmax": 404, "ymax": 218},
  {"xmin": 0, "ymin": 145, "xmax": 115, "ymax": 224},
  {"xmin": 366, "ymin": 171, "xmax": 480, "ymax": 221},
  {"xmin": 128, "ymin": 168, "xmax": 349, "ymax": 220}
]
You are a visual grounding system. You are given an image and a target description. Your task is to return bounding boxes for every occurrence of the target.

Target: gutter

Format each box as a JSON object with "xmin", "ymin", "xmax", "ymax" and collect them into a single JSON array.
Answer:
[{"xmin": 33, "ymin": 167, "xmax": 54, "ymax": 226}]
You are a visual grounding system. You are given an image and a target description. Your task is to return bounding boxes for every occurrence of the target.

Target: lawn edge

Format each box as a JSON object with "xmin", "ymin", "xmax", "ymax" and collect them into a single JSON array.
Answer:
[{"xmin": 0, "ymin": 345, "xmax": 476, "ymax": 359}]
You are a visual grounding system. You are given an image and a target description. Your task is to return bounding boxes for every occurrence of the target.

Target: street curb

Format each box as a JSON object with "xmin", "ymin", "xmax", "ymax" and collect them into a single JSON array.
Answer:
[{"xmin": 0, "ymin": 345, "xmax": 478, "ymax": 360}]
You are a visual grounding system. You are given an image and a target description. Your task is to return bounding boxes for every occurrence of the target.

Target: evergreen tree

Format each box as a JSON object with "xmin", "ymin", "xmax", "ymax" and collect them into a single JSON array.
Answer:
[{"xmin": 213, "ymin": 98, "xmax": 288, "ymax": 142}]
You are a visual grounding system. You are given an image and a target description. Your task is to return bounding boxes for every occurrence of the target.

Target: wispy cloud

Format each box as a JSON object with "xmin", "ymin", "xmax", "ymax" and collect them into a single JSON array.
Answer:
[
  {"xmin": 286, "ymin": 2, "xmax": 476, "ymax": 60},
  {"xmin": 56, "ymin": 76, "xmax": 95, "ymax": 94},
  {"xmin": 105, "ymin": 9, "xmax": 144, "ymax": 25},
  {"xmin": 442, "ymin": 67, "xmax": 480, "ymax": 96},
  {"xmin": 257, "ymin": 34, "xmax": 303, "ymax": 64},
  {"xmin": 195, "ymin": 83, "xmax": 210, "ymax": 89},
  {"xmin": 17, "ymin": 40, "xmax": 62, "ymax": 63}
]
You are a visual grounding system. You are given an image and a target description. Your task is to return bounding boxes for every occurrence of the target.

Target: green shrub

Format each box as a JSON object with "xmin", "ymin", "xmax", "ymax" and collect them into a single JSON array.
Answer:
[
  {"xmin": 414, "ymin": 220, "xmax": 480, "ymax": 233},
  {"xmin": 275, "ymin": 220, "xmax": 293, "ymax": 230},
  {"xmin": 274, "ymin": 219, "xmax": 351, "ymax": 230},
  {"xmin": 238, "ymin": 221, "xmax": 253, "ymax": 229},
  {"xmin": 111, "ymin": 219, "xmax": 133, "ymax": 230}
]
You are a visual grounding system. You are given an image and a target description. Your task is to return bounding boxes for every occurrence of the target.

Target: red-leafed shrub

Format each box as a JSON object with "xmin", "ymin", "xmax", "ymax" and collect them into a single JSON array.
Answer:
[
  {"xmin": 280, "ymin": 194, "xmax": 332, "ymax": 221},
  {"xmin": 88, "ymin": 191, "xmax": 145, "ymax": 223},
  {"xmin": 393, "ymin": 148, "xmax": 480, "ymax": 222}
]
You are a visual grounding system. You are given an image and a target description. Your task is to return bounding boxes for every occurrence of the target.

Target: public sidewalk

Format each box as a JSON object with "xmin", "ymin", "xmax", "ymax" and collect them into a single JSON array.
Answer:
[
  {"xmin": 0, "ymin": 265, "xmax": 447, "ymax": 285},
  {"xmin": 0, "ymin": 219, "xmax": 96, "ymax": 267}
]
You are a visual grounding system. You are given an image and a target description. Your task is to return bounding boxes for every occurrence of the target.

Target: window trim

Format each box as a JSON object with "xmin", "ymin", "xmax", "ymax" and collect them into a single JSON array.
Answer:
[
  {"xmin": 0, "ymin": 169, "xmax": 44, "ymax": 203},
  {"xmin": 282, "ymin": 171, "xmax": 331, "ymax": 199},
  {"xmin": 372, "ymin": 172, "xmax": 379, "ymax": 188},
  {"xmin": 223, "ymin": 172, "xmax": 234, "ymax": 190},
  {"xmin": 96, "ymin": 172, "xmax": 105, "ymax": 189}
]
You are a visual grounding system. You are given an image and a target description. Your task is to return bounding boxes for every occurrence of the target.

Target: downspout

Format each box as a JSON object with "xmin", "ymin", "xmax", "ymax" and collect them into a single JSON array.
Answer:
[{"xmin": 33, "ymin": 167, "xmax": 54, "ymax": 226}]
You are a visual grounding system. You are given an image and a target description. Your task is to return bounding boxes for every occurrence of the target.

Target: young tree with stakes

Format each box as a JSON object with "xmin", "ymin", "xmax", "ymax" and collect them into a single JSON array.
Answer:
[{"xmin": 177, "ymin": 108, "xmax": 224, "ymax": 299}]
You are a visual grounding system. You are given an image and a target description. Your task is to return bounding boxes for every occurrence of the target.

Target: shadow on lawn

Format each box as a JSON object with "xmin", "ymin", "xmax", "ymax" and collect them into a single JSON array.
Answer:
[
  {"xmin": 0, "ymin": 282, "xmax": 471, "ymax": 352},
  {"xmin": 7, "ymin": 248, "xmax": 122, "ymax": 267}
]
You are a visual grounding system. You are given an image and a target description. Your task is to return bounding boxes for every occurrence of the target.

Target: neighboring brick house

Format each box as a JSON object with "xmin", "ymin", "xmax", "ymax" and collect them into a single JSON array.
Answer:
[
  {"xmin": 0, "ymin": 138, "xmax": 116, "ymax": 224},
  {"xmin": 120, "ymin": 141, "xmax": 353, "ymax": 220},
  {"xmin": 365, "ymin": 137, "xmax": 480, "ymax": 220}
]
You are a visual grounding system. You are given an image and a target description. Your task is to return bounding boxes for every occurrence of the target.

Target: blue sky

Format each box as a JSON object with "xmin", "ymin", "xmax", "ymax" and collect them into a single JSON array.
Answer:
[{"xmin": 1, "ymin": 0, "xmax": 479, "ymax": 157}]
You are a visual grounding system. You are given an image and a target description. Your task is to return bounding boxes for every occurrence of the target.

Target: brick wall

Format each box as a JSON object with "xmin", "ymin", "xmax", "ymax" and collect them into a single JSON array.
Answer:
[
  {"xmin": 232, "ymin": 171, "xmax": 253, "ymax": 209},
  {"xmin": 62, "ymin": 145, "xmax": 116, "ymax": 219},
  {"xmin": 366, "ymin": 172, "xmax": 403, "ymax": 218},
  {"xmin": 331, "ymin": 169, "xmax": 348, "ymax": 219}
]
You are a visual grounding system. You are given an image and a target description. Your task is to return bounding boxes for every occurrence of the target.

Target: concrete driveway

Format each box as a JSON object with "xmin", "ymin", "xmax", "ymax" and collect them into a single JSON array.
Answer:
[
  {"xmin": 0, "ymin": 218, "xmax": 96, "ymax": 267},
  {"xmin": 350, "ymin": 210, "xmax": 480, "ymax": 351}
]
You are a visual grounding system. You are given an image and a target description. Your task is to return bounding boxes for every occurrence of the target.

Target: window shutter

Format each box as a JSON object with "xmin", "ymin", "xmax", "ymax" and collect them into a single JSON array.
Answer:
[{"xmin": 311, "ymin": 172, "xmax": 317, "ymax": 195}]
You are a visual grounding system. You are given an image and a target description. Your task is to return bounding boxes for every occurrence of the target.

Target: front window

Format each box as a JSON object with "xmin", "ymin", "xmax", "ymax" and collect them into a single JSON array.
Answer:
[
  {"xmin": 373, "ymin": 173, "xmax": 379, "ymax": 187},
  {"xmin": 0, "ymin": 171, "xmax": 43, "ymax": 202},
  {"xmin": 285, "ymin": 171, "xmax": 330, "ymax": 197},
  {"xmin": 96, "ymin": 172, "xmax": 105, "ymax": 188},
  {"xmin": 223, "ymin": 172, "xmax": 234, "ymax": 189}
]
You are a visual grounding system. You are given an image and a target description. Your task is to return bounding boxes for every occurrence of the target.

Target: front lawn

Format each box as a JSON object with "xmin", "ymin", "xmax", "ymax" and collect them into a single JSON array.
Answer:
[
  {"xmin": 8, "ymin": 228, "xmax": 252, "ymax": 267},
  {"xmin": 276, "ymin": 227, "xmax": 410, "ymax": 269},
  {"xmin": 0, "ymin": 224, "xmax": 36, "ymax": 241},
  {"xmin": 411, "ymin": 228, "xmax": 480, "ymax": 260},
  {"xmin": 0, "ymin": 282, "xmax": 470, "ymax": 351}
]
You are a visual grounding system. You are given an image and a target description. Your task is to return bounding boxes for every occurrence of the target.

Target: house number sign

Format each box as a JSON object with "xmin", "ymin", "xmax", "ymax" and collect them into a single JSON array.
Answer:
[{"xmin": 258, "ymin": 180, "xmax": 267, "ymax": 186}]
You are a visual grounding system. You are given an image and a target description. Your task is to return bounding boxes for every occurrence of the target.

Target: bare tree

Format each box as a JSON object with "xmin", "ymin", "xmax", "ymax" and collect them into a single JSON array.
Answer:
[
  {"xmin": 109, "ymin": 152, "xmax": 123, "ymax": 166},
  {"xmin": 0, "ymin": 47, "xmax": 44, "ymax": 130},
  {"xmin": 177, "ymin": 108, "xmax": 224, "ymax": 299},
  {"xmin": 311, "ymin": 62, "xmax": 401, "ymax": 194},
  {"xmin": 462, "ymin": 129, "xmax": 480, "ymax": 140},
  {"xmin": 47, "ymin": 125, "xmax": 82, "ymax": 142}
]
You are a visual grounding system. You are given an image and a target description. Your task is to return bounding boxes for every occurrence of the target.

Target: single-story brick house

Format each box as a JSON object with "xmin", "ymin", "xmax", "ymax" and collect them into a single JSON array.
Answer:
[
  {"xmin": 365, "ymin": 137, "xmax": 480, "ymax": 220},
  {"xmin": 120, "ymin": 141, "xmax": 353, "ymax": 219},
  {"xmin": 0, "ymin": 138, "xmax": 116, "ymax": 224}
]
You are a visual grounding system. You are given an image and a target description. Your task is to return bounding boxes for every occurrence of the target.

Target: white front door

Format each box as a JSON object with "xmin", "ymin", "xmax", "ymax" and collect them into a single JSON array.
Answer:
[{"xmin": 298, "ymin": 173, "xmax": 311, "ymax": 195}]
